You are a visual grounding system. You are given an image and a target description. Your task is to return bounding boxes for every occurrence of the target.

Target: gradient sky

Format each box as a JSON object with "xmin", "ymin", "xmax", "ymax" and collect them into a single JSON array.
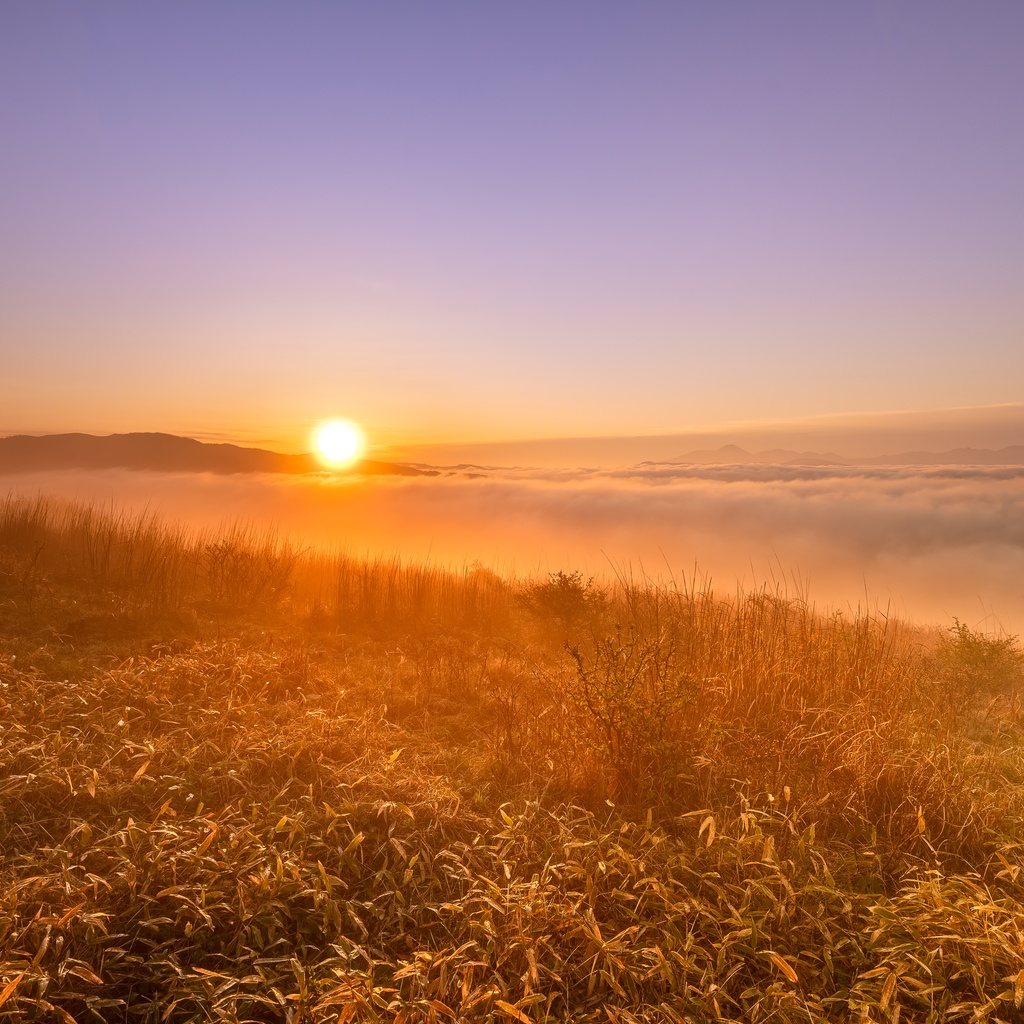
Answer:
[{"xmin": 2, "ymin": 2, "xmax": 1023, "ymax": 453}]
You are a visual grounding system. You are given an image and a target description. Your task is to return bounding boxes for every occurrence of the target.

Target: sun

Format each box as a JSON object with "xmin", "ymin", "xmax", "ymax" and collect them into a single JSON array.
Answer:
[{"xmin": 314, "ymin": 420, "xmax": 364, "ymax": 465}]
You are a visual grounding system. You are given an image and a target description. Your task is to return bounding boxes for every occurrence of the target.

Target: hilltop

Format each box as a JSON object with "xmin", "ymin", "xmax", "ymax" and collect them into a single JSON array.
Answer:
[{"xmin": 0, "ymin": 432, "xmax": 435, "ymax": 477}]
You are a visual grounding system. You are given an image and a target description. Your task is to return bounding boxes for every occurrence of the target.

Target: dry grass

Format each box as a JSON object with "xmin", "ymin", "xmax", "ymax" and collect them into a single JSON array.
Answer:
[{"xmin": 1, "ymin": 494, "xmax": 1023, "ymax": 1021}]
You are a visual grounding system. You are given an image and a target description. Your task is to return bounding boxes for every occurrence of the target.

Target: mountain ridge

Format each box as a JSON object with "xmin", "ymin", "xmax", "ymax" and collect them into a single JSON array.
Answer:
[
  {"xmin": 0, "ymin": 432, "xmax": 435, "ymax": 477},
  {"xmin": 658, "ymin": 444, "xmax": 1024, "ymax": 467},
  {"xmin": 4, "ymin": 433, "xmax": 1024, "ymax": 475}
]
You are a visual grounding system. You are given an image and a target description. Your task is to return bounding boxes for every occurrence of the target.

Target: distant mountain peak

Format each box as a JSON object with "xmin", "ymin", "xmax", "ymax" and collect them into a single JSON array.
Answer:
[{"xmin": 660, "ymin": 442, "xmax": 1024, "ymax": 467}]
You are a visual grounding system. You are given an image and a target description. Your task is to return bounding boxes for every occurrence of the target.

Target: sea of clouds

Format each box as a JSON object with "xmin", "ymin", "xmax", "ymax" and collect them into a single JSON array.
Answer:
[{"xmin": 5, "ymin": 462, "xmax": 1024, "ymax": 633}]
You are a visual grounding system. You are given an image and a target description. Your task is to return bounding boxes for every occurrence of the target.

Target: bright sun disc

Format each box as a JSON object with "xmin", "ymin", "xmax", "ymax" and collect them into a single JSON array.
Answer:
[{"xmin": 315, "ymin": 420, "xmax": 363, "ymax": 464}]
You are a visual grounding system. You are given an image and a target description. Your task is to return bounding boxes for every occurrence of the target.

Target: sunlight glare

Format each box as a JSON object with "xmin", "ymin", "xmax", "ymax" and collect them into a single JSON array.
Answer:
[{"xmin": 315, "ymin": 420, "xmax": 363, "ymax": 465}]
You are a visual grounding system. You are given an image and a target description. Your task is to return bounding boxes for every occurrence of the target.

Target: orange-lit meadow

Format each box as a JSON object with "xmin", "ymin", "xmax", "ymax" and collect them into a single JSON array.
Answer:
[{"xmin": 1, "ymin": 491, "xmax": 1023, "ymax": 1020}]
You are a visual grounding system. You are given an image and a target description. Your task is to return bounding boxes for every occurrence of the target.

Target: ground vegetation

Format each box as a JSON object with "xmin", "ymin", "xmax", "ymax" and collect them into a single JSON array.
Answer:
[{"xmin": 1, "ymin": 495, "xmax": 1023, "ymax": 1022}]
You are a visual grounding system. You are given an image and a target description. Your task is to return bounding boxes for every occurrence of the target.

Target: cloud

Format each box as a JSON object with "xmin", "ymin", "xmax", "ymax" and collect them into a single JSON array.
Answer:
[{"xmin": 5, "ymin": 463, "xmax": 1024, "ymax": 632}]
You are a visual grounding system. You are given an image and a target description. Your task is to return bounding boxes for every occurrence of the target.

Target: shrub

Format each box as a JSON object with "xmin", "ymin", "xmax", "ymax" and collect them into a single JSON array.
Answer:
[
  {"xmin": 932, "ymin": 618, "xmax": 1023, "ymax": 709},
  {"xmin": 565, "ymin": 626, "xmax": 699, "ymax": 803},
  {"xmin": 527, "ymin": 569, "xmax": 603, "ymax": 638}
]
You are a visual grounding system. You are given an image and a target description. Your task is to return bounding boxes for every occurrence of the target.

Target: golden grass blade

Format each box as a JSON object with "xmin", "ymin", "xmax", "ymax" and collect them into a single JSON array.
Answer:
[
  {"xmin": 0, "ymin": 973, "xmax": 25, "ymax": 1008},
  {"xmin": 769, "ymin": 952, "xmax": 798, "ymax": 984},
  {"xmin": 494, "ymin": 1000, "xmax": 532, "ymax": 1023}
]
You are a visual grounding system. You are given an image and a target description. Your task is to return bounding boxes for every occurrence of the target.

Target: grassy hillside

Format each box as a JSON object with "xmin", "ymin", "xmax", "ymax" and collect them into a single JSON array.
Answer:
[{"xmin": 1, "ymin": 495, "xmax": 1023, "ymax": 1022}]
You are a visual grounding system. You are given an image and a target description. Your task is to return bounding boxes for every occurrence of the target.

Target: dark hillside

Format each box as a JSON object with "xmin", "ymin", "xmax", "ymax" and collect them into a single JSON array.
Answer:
[{"xmin": 0, "ymin": 432, "xmax": 435, "ymax": 476}]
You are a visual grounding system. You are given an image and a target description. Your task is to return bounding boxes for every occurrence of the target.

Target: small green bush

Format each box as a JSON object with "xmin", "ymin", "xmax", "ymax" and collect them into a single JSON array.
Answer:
[
  {"xmin": 566, "ymin": 626, "xmax": 699, "ymax": 802},
  {"xmin": 932, "ymin": 618, "xmax": 1023, "ymax": 708},
  {"xmin": 528, "ymin": 569, "xmax": 602, "ymax": 636}
]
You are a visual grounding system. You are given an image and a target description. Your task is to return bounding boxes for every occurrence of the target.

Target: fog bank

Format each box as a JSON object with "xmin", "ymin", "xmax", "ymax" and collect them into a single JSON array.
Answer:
[{"xmin": 6, "ymin": 463, "xmax": 1023, "ymax": 633}]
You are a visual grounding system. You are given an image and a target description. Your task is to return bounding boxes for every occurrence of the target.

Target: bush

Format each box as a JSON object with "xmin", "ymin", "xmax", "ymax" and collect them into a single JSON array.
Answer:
[
  {"xmin": 565, "ymin": 626, "xmax": 699, "ymax": 803},
  {"xmin": 527, "ymin": 570, "xmax": 606, "ymax": 643},
  {"xmin": 932, "ymin": 618, "xmax": 1023, "ymax": 709}
]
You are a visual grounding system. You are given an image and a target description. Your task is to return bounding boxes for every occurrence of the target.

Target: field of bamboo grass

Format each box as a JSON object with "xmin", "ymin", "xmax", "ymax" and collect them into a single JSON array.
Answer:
[{"xmin": 2, "ymin": 493, "xmax": 1024, "ymax": 1022}]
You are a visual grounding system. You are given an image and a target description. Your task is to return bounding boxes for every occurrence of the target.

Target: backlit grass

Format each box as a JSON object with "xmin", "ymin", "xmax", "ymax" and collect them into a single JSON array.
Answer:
[{"xmin": 1, "ymin": 494, "xmax": 1023, "ymax": 1021}]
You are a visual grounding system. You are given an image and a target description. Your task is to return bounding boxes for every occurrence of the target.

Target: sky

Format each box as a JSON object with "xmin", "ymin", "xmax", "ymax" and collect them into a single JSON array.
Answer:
[{"xmin": 2, "ymin": 2, "xmax": 1023, "ymax": 453}]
